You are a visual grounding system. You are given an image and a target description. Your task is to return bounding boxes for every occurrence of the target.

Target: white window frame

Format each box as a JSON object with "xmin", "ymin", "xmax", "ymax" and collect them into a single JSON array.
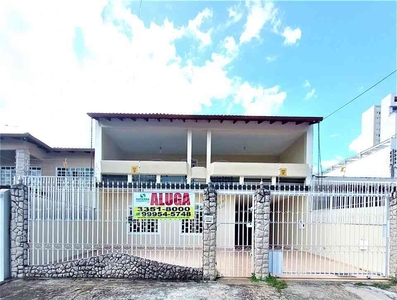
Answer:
[
  {"xmin": 127, "ymin": 206, "xmax": 159, "ymax": 235},
  {"xmin": 29, "ymin": 167, "xmax": 42, "ymax": 176},
  {"xmin": 180, "ymin": 203, "xmax": 203, "ymax": 235},
  {"xmin": 0, "ymin": 166, "xmax": 16, "ymax": 186},
  {"xmin": 56, "ymin": 167, "xmax": 94, "ymax": 178}
]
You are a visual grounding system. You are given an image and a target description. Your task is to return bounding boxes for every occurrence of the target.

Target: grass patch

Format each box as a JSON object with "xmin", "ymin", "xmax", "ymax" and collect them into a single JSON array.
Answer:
[
  {"xmin": 251, "ymin": 274, "xmax": 287, "ymax": 291},
  {"xmin": 354, "ymin": 281, "xmax": 393, "ymax": 290}
]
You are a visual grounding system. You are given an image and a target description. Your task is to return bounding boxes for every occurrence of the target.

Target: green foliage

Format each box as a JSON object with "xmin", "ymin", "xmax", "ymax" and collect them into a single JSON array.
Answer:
[{"xmin": 250, "ymin": 273, "xmax": 287, "ymax": 291}]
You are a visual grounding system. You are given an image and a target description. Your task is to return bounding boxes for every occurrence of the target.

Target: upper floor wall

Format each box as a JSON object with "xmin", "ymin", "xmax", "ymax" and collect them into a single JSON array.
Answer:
[{"xmin": 91, "ymin": 113, "xmax": 321, "ymax": 181}]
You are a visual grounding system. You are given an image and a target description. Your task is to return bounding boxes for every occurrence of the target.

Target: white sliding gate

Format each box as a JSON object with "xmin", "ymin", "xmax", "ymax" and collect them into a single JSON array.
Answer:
[
  {"xmin": 270, "ymin": 181, "xmax": 391, "ymax": 278},
  {"xmin": 26, "ymin": 177, "xmax": 204, "ymax": 269}
]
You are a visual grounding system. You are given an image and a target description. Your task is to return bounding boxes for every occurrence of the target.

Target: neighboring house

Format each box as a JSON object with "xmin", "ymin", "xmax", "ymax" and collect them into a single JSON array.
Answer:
[
  {"xmin": 324, "ymin": 93, "xmax": 397, "ymax": 178},
  {"xmin": 0, "ymin": 132, "xmax": 93, "ymax": 186},
  {"xmin": 88, "ymin": 113, "xmax": 322, "ymax": 185}
]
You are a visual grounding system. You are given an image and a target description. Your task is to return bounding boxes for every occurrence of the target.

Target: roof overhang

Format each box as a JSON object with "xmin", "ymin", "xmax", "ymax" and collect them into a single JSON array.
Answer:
[
  {"xmin": 87, "ymin": 113, "xmax": 323, "ymax": 126},
  {"xmin": 0, "ymin": 133, "xmax": 94, "ymax": 154}
]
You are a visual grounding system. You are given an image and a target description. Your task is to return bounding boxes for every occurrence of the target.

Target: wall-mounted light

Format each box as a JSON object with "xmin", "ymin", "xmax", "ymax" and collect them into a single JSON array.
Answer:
[
  {"xmin": 243, "ymin": 146, "xmax": 246, "ymax": 154},
  {"xmin": 159, "ymin": 146, "xmax": 162, "ymax": 154}
]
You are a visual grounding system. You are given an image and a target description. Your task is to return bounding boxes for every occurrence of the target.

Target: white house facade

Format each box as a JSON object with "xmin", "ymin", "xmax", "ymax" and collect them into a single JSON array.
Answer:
[{"xmin": 88, "ymin": 113, "xmax": 322, "ymax": 185}]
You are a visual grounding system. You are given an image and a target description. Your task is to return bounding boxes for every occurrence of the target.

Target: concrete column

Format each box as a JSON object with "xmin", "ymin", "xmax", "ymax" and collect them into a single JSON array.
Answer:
[
  {"xmin": 390, "ymin": 192, "xmax": 397, "ymax": 277},
  {"xmin": 15, "ymin": 149, "xmax": 30, "ymax": 181},
  {"xmin": 187, "ymin": 129, "xmax": 192, "ymax": 184},
  {"xmin": 203, "ymin": 183, "xmax": 217, "ymax": 280},
  {"xmin": 206, "ymin": 130, "xmax": 212, "ymax": 183},
  {"xmin": 10, "ymin": 181, "xmax": 28, "ymax": 278},
  {"xmin": 254, "ymin": 185, "xmax": 270, "ymax": 279}
]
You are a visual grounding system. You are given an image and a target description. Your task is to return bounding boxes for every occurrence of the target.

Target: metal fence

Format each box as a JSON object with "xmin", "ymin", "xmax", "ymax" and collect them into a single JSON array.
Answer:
[
  {"xmin": 26, "ymin": 177, "xmax": 204, "ymax": 269},
  {"xmin": 25, "ymin": 176, "xmax": 395, "ymax": 278}
]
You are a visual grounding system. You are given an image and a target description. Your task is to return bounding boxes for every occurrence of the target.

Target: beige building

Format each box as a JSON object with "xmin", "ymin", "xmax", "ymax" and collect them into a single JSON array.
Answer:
[
  {"xmin": 88, "ymin": 113, "xmax": 322, "ymax": 185},
  {"xmin": 0, "ymin": 133, "xmax": 93, "ymax": 186}
]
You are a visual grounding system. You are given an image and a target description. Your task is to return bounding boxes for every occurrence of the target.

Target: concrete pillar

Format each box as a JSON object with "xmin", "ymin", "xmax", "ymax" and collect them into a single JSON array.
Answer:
[
  {"xmin": 254, "ymin": 185, "xmax": 271, "ymax": 279},
  {"xmin": 15, "ymin": 149, "xmax": 30, "ymax": 181},
  {"xmin": 390, "ymin": 192, "xmax": 397, "ymax": 277},
  {"xmin": 10, "ymin": 181, "xmax": 28, "ymax": 278},
  {"xmin": 203, "ymin": 183, "xmax": 217, "ymax": 280}
]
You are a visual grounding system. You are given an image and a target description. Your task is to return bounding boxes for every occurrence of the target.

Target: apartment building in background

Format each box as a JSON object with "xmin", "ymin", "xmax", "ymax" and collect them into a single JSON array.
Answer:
[{"xmin": 324, "ymin": 93, "xmax": 397, "ymax": 178}]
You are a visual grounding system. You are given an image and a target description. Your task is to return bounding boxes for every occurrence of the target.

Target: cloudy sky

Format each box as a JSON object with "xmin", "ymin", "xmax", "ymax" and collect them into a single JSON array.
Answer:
[{"xmin": 0, "ymin": 0, "xmax": 396, "ymax": 170}]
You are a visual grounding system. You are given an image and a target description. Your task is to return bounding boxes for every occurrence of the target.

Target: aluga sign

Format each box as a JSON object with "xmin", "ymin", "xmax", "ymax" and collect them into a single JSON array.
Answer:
[{"xmin": 133, "ymin": 192, "xmax": 196, "ymax": 220}]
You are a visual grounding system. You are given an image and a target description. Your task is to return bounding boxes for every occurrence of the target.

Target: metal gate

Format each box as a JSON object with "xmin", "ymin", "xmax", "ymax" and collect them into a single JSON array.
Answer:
[
  {"xmin": 270, "ymin": 181, "xmax": 391, "ymax": 278},
  {"xmin": 216, "ymin": 192, "xmax": 255, "ymax": 277},
  {"xmin": 26, "ymin": 177, "xmax": 204, "ymax": 269}
]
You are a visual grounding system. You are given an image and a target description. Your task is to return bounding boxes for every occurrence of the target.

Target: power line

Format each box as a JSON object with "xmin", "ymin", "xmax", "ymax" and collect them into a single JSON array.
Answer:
[{"xmin": 324, "ymin": 69, "xmax": 397, "ymax": 121}]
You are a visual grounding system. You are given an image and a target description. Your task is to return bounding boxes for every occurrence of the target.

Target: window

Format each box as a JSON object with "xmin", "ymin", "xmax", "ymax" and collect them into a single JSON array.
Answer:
[
  {"xmin": 102, "ymin": 174, "xmax": 128, "ymax": 182},
  {"xmin": 128, "ymin": 207, "xmax": 158, "ymax": 234},
  {"xmin": 161, "ymin": 175, "xmax": 187, "ymax": 183},
  {"xmin": 131, "ymin": 175, "xmax": 156, "ymax": 182},
  {"xmin": 56, "ymin": 167, "xmax": 93, "ymax": 178},
  {"xmin": 29, "ymin": 167, "xmax": 42, "ymax": 176},
  {"xmin": 181, "ymin": 204, "xmax": 203, "ymax": 234},
  {"xmin": 211, "ymin": 176, "xmax": 239, "ymax": 184},
  {"xmin": 0, "ymin": 166, "xmax": 15, "ymax": 186}
]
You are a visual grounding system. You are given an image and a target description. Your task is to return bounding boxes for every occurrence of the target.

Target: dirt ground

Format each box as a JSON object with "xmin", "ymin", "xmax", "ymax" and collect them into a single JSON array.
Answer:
[{"xmin": 1, "ymin": 279, "xmax": 397, "ymax": 300}]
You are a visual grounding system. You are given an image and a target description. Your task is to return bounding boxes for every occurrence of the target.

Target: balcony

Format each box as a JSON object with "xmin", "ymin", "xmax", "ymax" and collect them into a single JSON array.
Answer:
[
  {"xmin": 101, "ymin": 160, "xmax": 188, "ymax": 176},
  {"xmin": 209, "ymin": 162, "xmax": 309, "ymax": 178}
]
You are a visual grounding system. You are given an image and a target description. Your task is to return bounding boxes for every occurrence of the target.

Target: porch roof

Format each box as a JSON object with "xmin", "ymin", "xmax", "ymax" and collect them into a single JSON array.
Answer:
[{"xmin": 87, "ymin": 113, "xmax": 323, "ymax": 125}]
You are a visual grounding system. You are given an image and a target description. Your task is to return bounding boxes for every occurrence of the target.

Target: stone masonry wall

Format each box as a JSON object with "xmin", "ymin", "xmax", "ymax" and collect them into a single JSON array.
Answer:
[
  {"xmin": 25, "ymin": 253, "xmax": 202, "ymax": 280},
  {"xmin": 254, "ymin": 186, "xmax": 270, "ymax": 279},
  {"xmin": 10, "ymin": 183, "xmax": 29, "ymax": 278},
  {"xmin": 203, "ymin": 185, "xmax": 217, "ymax": 280},
  {"xmin": 390, "ymin": 192, "xmax": 397, "ymax": 277},
  {"xmin": 15, "ymin": 149, "xmax": 30, "ymax": 180}
]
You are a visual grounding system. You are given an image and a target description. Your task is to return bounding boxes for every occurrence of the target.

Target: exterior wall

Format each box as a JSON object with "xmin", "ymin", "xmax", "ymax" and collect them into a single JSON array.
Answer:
[
  {"xmin": 101, "ymin": 160, "xmax": 188, "ymax": 176},
  {"xmin": 279, "ymin": 134, "xmax": 306, "ymax": 164},
  {"xmin": 209, "ymin": 162, "xmax": 309, "ymax": 178},
  {"xmin": 102, "ymin": 131, "xmax": 125, "ymax": 160},
  {"xmin": 31, "ymin": 152, "xmax": 92, "ymax": 176},
  {"xmin": 380, "ymin": 94, "xmax": 397, "ymax": 142},
  {"xmin": 117, "ymin": 154, "xmax": 279, "ymax": 166},
  {"xmin": 25, "ymin": 253, "xmax": 202, "ymax": 280},
  {"xmin": 325, "ymin": 147, "xmax": 390, "ymax": 178},
  {"xmin": 0, "ymin": 150, "xmax": 15, "ymax": 165},
  {"xmin": 360, "ymin": 106, "xmax": 381, "ymax": 150}
]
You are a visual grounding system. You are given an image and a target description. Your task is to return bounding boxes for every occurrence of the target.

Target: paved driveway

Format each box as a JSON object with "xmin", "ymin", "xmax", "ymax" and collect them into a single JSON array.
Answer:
[{"xmin": 1, "ymin": 279, "xmax": 397, "ymax": 300}]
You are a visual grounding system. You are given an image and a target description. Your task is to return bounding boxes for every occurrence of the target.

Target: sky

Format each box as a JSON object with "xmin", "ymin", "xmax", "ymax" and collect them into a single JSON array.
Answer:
[{"xmin": 0, "ymin": 0, "xmax": 396, "ymax": 171}]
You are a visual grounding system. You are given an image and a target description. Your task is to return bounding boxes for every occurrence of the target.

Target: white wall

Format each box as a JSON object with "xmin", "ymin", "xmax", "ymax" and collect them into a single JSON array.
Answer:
[
  {"xmin": 326, "ymin": 147, "xmax": 390, "ymax": 178},
  {"xmin": 381, "ymin": 93, "xmax": 397, "ymax": 142},
  {"xmin": 279, "ymin": 134, "xmax": 306, "ymax": 164},
  {"xmin": 360, "ymin": 106, "xmax": 381, "ymax": 150}
]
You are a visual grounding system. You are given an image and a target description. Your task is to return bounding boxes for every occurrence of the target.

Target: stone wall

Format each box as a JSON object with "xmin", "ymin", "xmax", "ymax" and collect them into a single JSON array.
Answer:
[
  {"xmin": 25, "ymin": 253, "xmax": 202, "ymax": 280},
  {"xmin": 15, "ymin": 149, "xmax": 30, "ymax": 180},
  {"xmin": 390, "ymin": 192, "xmax": 397, "ymax": 277},
  {"xmin": 253, "ymin": 186, "xmax": 270, "ymax": 279},
  {"xmin": 203, "ymin": 185, "xmax": 217, "ymax": 281},
  {"xmin": 10, "ymin": 183, "xmax": 29, "ymax": 278}
]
